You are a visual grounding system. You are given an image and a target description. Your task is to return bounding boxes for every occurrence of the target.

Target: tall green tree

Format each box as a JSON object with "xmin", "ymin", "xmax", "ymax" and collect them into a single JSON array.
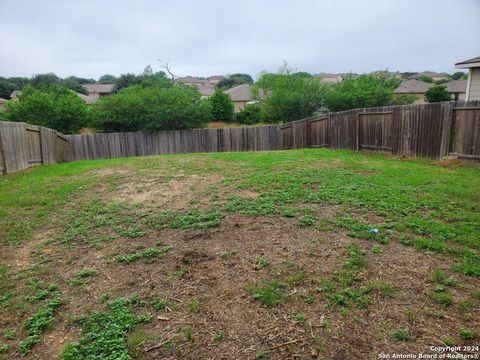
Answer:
[
  {"xmin": 3, "ymin": 84, "xmax": 88, "ymax": 133},
  {"xmin": 98, "ymin": 74, "xmax": 117, "ymax": 83},
  {"xmin": 208, "ymin": 89, "xmax": 234, "ymax": 122},
  {"xmin": 253, "ymin": 67, "xmax": 325, "ymax": 123},
  {"xmin": 425, "ymin": 85, "xmax": 451, "ymax": 103},
  {"xmin": 323, "ymin": 74, "xmax": 404, "ymax": 112}
]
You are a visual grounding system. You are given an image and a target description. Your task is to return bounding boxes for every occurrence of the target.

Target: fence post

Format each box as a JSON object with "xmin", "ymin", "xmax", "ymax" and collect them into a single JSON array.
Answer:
[
  {"xmin": 0, "ymin": 123, "xmax": 6, "ymax": 173},
  {"xmin": 439, "ymin": 102, "xmax": 454, "ymax": 159}
]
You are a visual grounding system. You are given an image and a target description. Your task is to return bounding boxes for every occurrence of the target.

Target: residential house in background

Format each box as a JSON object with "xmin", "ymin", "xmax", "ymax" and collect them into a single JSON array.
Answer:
[
  {"xmin": 394, "ymin": 79, "xmax": 433, "ymax": 104},
  {"xmin": 0, "ymin": 97, "xmax": 7, "ymax": 110},
  {"xmin": 9, "ymin": 90, "xmax": 22, "ymax": 100},
  {"xmin": 83, "ymin": 84, "xmax": 115, "ymax": 100},
  {"xmin": 224, "ymin": 84, "xmax": 267, "ymax": 113},
  {"xmin": 442, "ymin": 80, "xmax": 467, "ymax": 101},
  {"xmin": 415, "ymin": 71, "xmax": 449, "ymax": 82},
  {"xmin": 313, "ymin": 73, "xmax": 342, "ymax": 84},
  {"xmin": 207, "ymin": 75, "xmax": 225, "ymax": 85},
  {"xmin": 455, "ymin": 56, "xmax": 480, "ymax": 100},
  {"xmin": 176, "ymin": 76, "xmax": 217, "ymax": 99}
]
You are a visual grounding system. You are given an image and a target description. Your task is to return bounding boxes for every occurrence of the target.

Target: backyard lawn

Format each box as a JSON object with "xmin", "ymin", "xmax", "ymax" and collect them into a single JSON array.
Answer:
[{"xmin": 0, "ymin": 148, "xmax": 479, "ymax": 359}]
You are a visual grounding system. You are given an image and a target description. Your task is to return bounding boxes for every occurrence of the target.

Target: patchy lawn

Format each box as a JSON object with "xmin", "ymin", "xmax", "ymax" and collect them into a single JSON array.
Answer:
[{"xmin": 0, "ymin": 148, "xmax": 479, "ymax": 359}]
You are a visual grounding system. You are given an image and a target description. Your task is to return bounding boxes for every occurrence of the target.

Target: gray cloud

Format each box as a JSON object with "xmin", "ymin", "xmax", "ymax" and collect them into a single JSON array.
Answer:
[{"xmin": 0, "ymin": 0, "xmax": 479, "ymax": 79}]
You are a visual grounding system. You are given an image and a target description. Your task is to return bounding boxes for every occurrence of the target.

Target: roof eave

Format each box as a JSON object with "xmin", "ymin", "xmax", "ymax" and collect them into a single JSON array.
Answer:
[{"xmin": 455, "ymin": 61, "xmax": 480, "ymax": 69}]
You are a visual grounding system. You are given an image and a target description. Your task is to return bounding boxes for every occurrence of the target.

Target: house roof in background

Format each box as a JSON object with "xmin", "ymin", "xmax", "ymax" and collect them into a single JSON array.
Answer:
[
  {"xmin": 176, "ymin": 76, "xmax": 209, "ymax": 85},
  {"xmin": 394, "ymin": 79, "xmax": 433, "ymax": 94},
  {"xmin": 83, "ymin": 83, "xmax": 115, "ymax": 93},
  {"xmin": 225, "ymin": 84, "xmax": 255, "ymax": 101},
  {"xmin": 455, "ymin": 56, "xmax": 480, "ymax": 68},
  {"xmin": 416, "ymin": 71, "xmax": 448, "ymax": 78},
  {"xmin": 441, "ymin": 80, "xmax": 467, "ymax": 93},
  {"xmin": 208, "ymin": 75, "xmax": 225, "ymax": 80},
  {"xmin": 0, "ymin": 97, "xmax": 7, "ymax": 104},
  {"xmin": 10, "ymin": 90, "xmax": 22, "ymax": 98},
  {"xmin": 195, "ymin": 83, "xmax": 215, "ymax": 97},
  {"xmin": 75, "ymin": 92, "xmax": 97, "ymax": 104}
]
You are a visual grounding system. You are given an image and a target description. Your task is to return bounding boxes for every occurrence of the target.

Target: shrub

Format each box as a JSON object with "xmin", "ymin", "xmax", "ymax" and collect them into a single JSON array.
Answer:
[
  {"xmin": 425, "ymin": 86, "xmax": 451, "ymax": 103},
  {"xmin": 208, "ymin": 89, "xmax": 234, "ymax": 122},
  {"xmin": 323, "ymin": 73, "xmax": 404, "ymax": 112},
  {"xmin": 235, "ymin": 105, "xmax": 262, "ymax": 125},
  {"xmin": 91, "ymin": 84, "xmax": 210, "ymax": 132},
  {"xmin": 4, "ymin": 84, "xmax": 88, "ymax": 133},
  {"xmin": 253, "ymin": 66, "xmax": 325, "ymax": 123}
]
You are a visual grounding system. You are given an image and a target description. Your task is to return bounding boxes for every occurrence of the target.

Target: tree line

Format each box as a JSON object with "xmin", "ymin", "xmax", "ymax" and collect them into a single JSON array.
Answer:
[{"xmin": 0, "ymin": 65, "xmax": 460, "ymax": 133}]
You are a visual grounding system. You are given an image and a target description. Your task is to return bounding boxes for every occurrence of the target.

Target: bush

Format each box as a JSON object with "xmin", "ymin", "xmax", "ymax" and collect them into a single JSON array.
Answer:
[
  {"xmin": 425, "ymin": 86, "xmax": 451, "ymax": 103},
  {"xmin": 91, "ymin": 84, "xmax": 210, "ymax": 132},
  {"xmin": 253, "ymin": 68, "xmax": 324, "ymax": 123},
  {"xmin": 235, "ymin": 105, "xmax": 263, "ymax": 125},
  {"xmin": 208, "ymin": 89, "xmax": 234, "ymax": 122},
  {"xmin": 3, "ymin": 84, "xmax": 88, "ymax": 133},
  {"xmin": 323, "ymin": 73, "xmax": 404, "ymax": 112}
]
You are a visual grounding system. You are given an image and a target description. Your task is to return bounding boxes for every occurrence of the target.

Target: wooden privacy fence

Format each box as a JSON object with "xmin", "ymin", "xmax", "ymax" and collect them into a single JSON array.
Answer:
[
  {"xmin": 0, "ymin": 122, "xmax": 69, "ymax": 174},
  {"xmin": 1, "ymin": 100, "xmax": 479, "ymax": 174}
]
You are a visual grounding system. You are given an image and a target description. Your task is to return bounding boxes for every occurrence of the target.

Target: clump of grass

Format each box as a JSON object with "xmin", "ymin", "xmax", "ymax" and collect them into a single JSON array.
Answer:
[
  {"xmin": 61, "ymin": 295, "xmax": 148, "ymax": 360},
  {"xmin": 213, "ymin": 330, "xmax": 224, "ymax": 341},
  {"xmin": 295, "ymin": 312, "xmax": 306, "ymax": 324},
  {"xmin": 371, "ymin": 245, "xmax": 381, "ymax": 253},
  {"xmin": 152, "ymin": 299, "xmax": 167, "ymax": 312},
  {"xmin": 116, "ymin": 245, "xmax": 172, "ymax": 264},
  {"xmin": 429, "ymin": 289, "xmax": 454, "ymax": 307},
  {"xmin": 20, "ymin": 296, "xmax": 62, "ymax": 355},
  {"xmin": 0, "ymin": 344, "xmax": 10, "ymax": 354},
  {"xmin": 299, "ymin": 215, "xmax": 315, "ymax": 227},
  {"xmin": 285, "ymin": 271, "xmax": 305, "ymax": 287},
  {"xmin": 251, "ymin": 280, "xmax": 286, "ymax": 308},
  {"xmin": 255, "ymin": 257, "xmax": 270, "ymax": 268},
  {"xmin": 69, "ymin": 268, "xmax": 98, "ymax": 286},
  {"xmin": 184, "ymin": 326, "xmax": 193, "ymax": 341},
  {"xmin": 187, "ymin": 299, "xmax": 200, "ymax": 313},
  {"xmin": 393, "ymin": 328, "xmax": 410, "ymax": 341},
  {"xmin": 345, "ymin": 243, "xmax": 367, "ymax": 270},
  {"xmin": 459, "ymin": 328, "xmax": 475, "ymax": 340},
  {"xmin": 4, "ymin": 329, "xmax": 16, "ymax": 340},
  {"xmin": 442, "ymin": 336, "xmax": 454, "ymax": 346},
  {"xmin": 170, "ymin": 210, "xmax": 222, "ymax": 230}
]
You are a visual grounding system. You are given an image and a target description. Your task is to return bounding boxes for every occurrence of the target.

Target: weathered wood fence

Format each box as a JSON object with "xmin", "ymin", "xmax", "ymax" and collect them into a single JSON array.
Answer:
[
  {"xmin": 1, "ymin": 101, "xmax": 479, "ymax": 174},
  {"xmin": 0, "ymin": 122, "xmax": 69, "ymax": 173}
]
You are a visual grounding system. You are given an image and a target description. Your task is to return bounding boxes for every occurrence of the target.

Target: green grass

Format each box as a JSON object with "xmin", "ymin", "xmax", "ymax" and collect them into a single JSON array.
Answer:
[
  {"xmin": 1, "ymin": 148, "xmax": 480, "ymax": 356},
  {"xmin": 61, "ymin": 295, "xmax": 148, "ymax": 360}
]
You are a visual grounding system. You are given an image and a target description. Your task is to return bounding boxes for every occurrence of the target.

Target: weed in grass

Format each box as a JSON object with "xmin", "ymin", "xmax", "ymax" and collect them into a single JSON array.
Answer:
[
  {"xmin": 255, "ymin": 257, "xmax": 270, "ymax": 268},
  {"xmin": 20, "ymin": 295, "xmax": 61, "ymax": 355},
  {"xmin": 69, "ymin": 268, "xmax": 98, "ymax": 286},
  {"xmin": 432, "ymin": 268, "xmax": 447, "ymax": 284},
  {"xmin": 251, "ymin": 280, "xmax": 286, "ymax": 308},
  {"xmin": 127, "ymin": 329, "xmax": 147, "ymax": 357},
  {"xmin": 404, "ymin": 309, "xmax": 417, "ymax": 323},
  {"xmin": 305, "ymin": 295, "xmax": 315, "ymax": 304},
  {"xmin": 371, "ymin": 245, "xmax": 382, "ymax": 254},
  {"xmin": 459, "ymin": 328, "xmax": 475, "ymax": 340},
  {"xmin": 299, "ymin": 214, "xmax": 315, "ymax": 227},
  {"xmin": 61, "ymin": 295, "xmax": 148, "ymax": 360},
  {"xmin": 219, "ymin": 250, "xmax": 237, "ymax": 260},
  {"xmin": 393, "ymin": 328, "xmax": 410, "ymax": 341},
  {"xmin": 170, "ymin": 210, "xmax": 222, "ymax": 230},
  {"xmin": 188, "ymin": 299, "xmax": 200, "ymax": 313},
  {"xmin": 345, "ymin": 243, "xmax": 367, "ymax": 270},
  {"xmin": 184, "ymin": 326, "xmax": 193, "ymax": 342},
  {"xmin": 442, "ymin": 336, "xmax": 455, "ymax": 346},
  {"xmin": 429, "ymin": 289, "xmax": 454, "ymax": 307},
  {"xmin": 152, "ymin": 299, "xmax": 167, "ymax": 312},
  {"xmin": 255, "ymin": 349, "xmax": 267, "ymax": 360},
  {"xmin": 213, "ymin": 330, "xmax": 224, "ymax": 341},
  {"xmin": 116, "ymin": 226, "xmax": 146, "ymax": 238},
  {"xmin": 285, "ymin": 271, "xmax": 306, "ymax": 287},
  {"xmin": 4, "ymin": 329, "xmax": 15, "ymax": 340},
  {"xmin": 116, "ymin": 252, "xmax": 143, "ymax": 264},
  {"xmin": 0, "ymin": 344, "xmax": 10, "ymax": 354},
  {"xmin": 295, "ymin": 312, "xmax": 306, "ymax": 324}
]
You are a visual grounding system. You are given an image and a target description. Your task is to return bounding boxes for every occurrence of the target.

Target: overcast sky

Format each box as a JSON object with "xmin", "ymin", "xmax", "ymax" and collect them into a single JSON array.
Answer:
[{"xmin": 1, "ymin": 0, "xmax": 479, "ymax": 80}]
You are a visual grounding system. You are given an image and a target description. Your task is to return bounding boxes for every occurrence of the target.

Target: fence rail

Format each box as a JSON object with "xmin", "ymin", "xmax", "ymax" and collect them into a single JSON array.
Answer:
[{"xmin": 1, "ymin": 100, "xmax": 479, "ymax": 174}]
